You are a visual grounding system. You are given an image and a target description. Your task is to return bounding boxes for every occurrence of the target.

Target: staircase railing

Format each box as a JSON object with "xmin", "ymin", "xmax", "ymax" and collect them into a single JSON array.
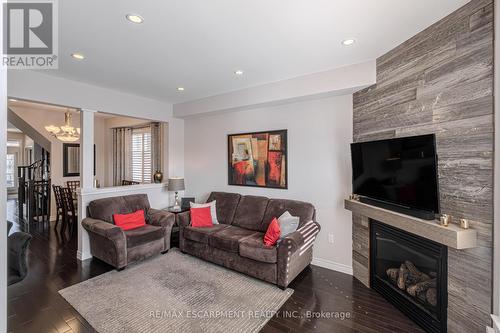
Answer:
[{"xmin": 17, "ymin": 159, "xmax": 51, "ymax": 224}]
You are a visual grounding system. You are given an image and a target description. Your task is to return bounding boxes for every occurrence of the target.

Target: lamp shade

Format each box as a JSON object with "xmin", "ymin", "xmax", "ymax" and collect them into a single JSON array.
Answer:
[{"xmin": 168, "ymin": 178, "xmax": 185, "ymax": 191}]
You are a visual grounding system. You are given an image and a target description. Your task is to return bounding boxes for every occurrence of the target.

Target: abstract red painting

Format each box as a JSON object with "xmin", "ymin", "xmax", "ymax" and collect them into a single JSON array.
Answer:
[{"xmin": 228, "ymin": 130, "xmax": 287, "ymax": 189}]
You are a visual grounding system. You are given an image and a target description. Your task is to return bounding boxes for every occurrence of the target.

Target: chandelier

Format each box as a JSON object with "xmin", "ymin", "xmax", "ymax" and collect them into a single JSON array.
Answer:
[{"xmin": 45, "ymin": 111, "xmax": 80, "ymax": 142}]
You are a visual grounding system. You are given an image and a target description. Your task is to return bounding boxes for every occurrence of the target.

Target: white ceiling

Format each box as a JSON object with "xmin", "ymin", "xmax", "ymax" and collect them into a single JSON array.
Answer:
[{"xmin": 46, "ymin": 0, "xmax": 469, "ymax": 104}]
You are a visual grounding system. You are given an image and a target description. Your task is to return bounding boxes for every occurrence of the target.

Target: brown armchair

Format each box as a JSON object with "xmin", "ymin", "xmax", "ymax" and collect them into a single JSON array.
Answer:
[{"xmin": 82, "ymin": 194, "xmax": 175, "ymax": 269}]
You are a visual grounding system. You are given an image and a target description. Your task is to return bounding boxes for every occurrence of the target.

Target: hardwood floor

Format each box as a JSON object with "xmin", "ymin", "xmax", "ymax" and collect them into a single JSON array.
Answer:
[{"xmin": 7, "ymin": 199, "xmax": 423, "ymax": 333}]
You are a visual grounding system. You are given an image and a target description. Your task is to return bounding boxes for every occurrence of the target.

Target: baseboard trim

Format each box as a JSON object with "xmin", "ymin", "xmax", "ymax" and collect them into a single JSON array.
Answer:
[
  {"xmin": 489, "ymin": 314, "xmax": 500, "ymax": 333},
  {"xmin": 312, "ymin": 257, "xmax": 353, "ymax": 275},
  {"xmin": 77, "ymin": 250, "xmax": 92, "ymax": 261}
]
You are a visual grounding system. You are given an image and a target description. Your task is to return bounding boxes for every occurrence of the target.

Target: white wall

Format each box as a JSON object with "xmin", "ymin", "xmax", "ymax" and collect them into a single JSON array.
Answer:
[
  {"xmin": 174, "ymin": 60, "xmax": 375, "ymax": 118},
  {"xmin": 184, "ymin": 95, "xmax": 354, "ymax": 271},
  {"xmin": 7, "ymin": 70, "xmax": 185, "ymax": 180},
  {"xmin": 0, "ymin": 1, "xmax": 7, "ymax": 329}
]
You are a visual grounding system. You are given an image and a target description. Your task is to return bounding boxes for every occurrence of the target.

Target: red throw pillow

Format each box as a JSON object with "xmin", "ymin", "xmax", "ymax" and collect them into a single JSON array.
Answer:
[
  {"xmin": 191, "ymin": 206, "xmax": 213, "ymax": 228},
  {"xmin": 263, "ymin": 217, "xmax": 281, "ymax": 247},
  {"xmin": 113, "ymin": 210, "xmax": 146, "ymax": 231}
]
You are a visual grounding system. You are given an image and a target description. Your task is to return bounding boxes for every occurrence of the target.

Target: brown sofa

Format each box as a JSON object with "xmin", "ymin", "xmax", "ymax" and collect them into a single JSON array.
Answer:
[
  {"xmin": 178, "ymin": 192, "xmax": 320, "ymax": 288},
  {"xmin": 82, "ymin": 194, "xmax": 175, "ymax": 269}
]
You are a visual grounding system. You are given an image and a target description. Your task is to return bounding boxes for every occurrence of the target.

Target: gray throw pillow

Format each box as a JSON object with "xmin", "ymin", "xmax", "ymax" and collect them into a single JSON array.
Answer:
[{"xmin": 278, "ymin": 211, "xmax": 299, "ymax": 240}]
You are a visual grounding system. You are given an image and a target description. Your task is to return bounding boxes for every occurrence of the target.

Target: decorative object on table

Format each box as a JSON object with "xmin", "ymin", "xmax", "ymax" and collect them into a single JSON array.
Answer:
[
  {"xmin": 93, "ymin": 178, "xmax": 100, "ymax": 188},
  {"xmin": 228, "ymin": 130, "xmax": 287, "ymax": 189},
  {"xmin": 153, "ymin": 170, "xmax": 163, "ymax": 183},
  {"xmin": 168, "ymin": 177, "xmax": 185, "ymax": 210},
  {"xmin": 45, "ymin": 110, "xmax": 80, "ymax": 142},
  {"xmin": 439, "ymin": 214, "xmax": 451, "ymax": 227},
  {"xmin": 181, "ymin": 197, "xmax": 195, "ymax": 210},
  {"xmin": 349, "ymin": 194, "xmax": 360, "ymax": 201},
  {"xmin": 459, "ymin": 218, "xmax": 470, "ymax": 229}
]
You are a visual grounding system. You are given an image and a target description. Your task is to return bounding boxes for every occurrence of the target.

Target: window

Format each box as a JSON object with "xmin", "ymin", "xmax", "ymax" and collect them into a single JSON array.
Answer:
[
  {"xmin": 131, "ymin": 127, "xmax": 152, "ymax": 183},
  {"xmin": 6, "ymin": 154, "xmax": 16, "ymax": 188}
]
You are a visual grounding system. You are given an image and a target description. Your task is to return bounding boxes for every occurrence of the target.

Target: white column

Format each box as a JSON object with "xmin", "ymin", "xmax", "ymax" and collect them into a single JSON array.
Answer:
[{"xmin": 77, "ymin": 108, "xmax": 96, "ymax": 260}]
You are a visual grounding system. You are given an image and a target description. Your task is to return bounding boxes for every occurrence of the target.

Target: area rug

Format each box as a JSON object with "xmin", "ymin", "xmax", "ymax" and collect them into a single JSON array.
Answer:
[{"xmin": 59, "ymin": 249, "xmax": 293, "ymax": 333}]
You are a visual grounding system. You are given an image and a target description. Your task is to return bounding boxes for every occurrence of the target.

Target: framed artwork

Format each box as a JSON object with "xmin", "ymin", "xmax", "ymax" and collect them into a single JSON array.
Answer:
[
  {"xmin": 228, "ymin": 130, "xmax": 287, "ymax": 189},
  {"xmin": 62, "ymin": 143, "xmax": 96, "ymax": 177}
]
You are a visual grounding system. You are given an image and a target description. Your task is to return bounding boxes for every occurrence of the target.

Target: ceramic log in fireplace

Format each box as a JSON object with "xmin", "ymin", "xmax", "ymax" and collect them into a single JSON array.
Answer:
[{"xmin": 370, "ymin": 220, "xmax": 448, "ymax": 333}]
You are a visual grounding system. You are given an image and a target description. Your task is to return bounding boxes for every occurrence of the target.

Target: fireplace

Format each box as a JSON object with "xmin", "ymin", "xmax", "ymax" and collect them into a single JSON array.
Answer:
[{"xmin": 370, "ymin": 220, "xmax": 448, "ymax": 333}]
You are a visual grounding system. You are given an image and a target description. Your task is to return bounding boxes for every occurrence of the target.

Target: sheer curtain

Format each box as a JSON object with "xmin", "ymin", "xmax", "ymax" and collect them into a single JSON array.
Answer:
[
  {"xmin": 150, "ymin": 122, "xmax": 162, "ymax": 174},
  {"xmin": 112, "ymin": 127, "xmax": 132, "ymax": 186}
]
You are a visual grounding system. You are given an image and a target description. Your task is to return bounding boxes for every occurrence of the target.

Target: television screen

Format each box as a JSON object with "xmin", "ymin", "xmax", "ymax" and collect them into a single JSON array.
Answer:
[{"xmin": 351, "ymin": 134, "xmax": 439, "ymax": 215}]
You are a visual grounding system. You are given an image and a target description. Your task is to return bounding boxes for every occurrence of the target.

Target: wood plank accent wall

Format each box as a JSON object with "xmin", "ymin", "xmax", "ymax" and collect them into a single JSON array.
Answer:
[{"xmin": 351, "ymin": 1, "xmax": 494, "ymax": 332}]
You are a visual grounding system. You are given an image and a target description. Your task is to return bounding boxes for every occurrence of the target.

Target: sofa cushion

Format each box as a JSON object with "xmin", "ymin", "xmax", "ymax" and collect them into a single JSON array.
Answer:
[
  {"xmin": 232, "ymin": 195, "xmax": 269, "ymax": 231},
  {"xmin": 183, "ymin": 224, "xmax": 229, "ymax": 244},
  {"xmin": 113, "ymin": 210, "xmax": 146, "ymax": 231},
  {"xmin": 239, "ymin": 233, "xmax": 278, "ymax": 263},
  {"xmin": 88, "ymin": 194, "xmax": 150, "ymax": 224},
  {"xmin": 262, "ymin": 199, "xmax": 315, "ymax": 230},
  {"xmin": 125, "ymin": 224, "xmax": 164, "ymax": 248},
  {"xmin": 206, "ymin": 192, "xmax": 241, "ymax": 224},
  {"xmin": 263, "ymin": 217, "xmax": 281, "ymax": 247},
  {"xmin": 190, "ymin": 206, "xmax": 213, "ymax": 228},
  {"xmin": 208, "ymin": 226, "xmax": 258, "ymax": 253}
]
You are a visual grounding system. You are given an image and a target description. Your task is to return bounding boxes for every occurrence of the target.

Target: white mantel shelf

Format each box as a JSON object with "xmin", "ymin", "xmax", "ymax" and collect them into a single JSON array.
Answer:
[{"xmin": 344, "ymin": 199, "xmax": 477, "ymax": 249}]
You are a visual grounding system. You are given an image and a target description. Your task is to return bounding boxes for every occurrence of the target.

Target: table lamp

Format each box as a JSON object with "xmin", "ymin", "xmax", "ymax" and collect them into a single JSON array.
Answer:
[{"xmin": 168, "ymin": 177, "xmax": 185, "ymax": 210}]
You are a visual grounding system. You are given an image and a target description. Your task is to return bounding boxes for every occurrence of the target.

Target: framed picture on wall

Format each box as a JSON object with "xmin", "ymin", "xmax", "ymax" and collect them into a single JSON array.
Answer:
[
  {"xmin": 228, "ymin": 130, "xmax": 287, "ymax": 189},
  {"xmin": 62, "ymin": 143, "xmax": 96, "ymax": 177}
]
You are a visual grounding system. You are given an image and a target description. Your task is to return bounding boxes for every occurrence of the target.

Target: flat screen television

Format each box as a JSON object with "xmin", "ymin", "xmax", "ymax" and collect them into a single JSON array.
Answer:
[{"xmin": 351, "ymin": 134, "xmax": 439, "ymax": 220}]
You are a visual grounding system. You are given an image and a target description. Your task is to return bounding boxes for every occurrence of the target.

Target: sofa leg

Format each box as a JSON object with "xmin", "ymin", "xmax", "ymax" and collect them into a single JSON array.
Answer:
[
  {"xmin": 116, "ymin": 266, "xmax": 126, "ymax": 271},
  {"xmin": 161, "ymin": 250, "xmax": 168, "ymax": 254},
  {"xmin": 278, "ymin": 285, "xmax": 287, "ymax": 291}
]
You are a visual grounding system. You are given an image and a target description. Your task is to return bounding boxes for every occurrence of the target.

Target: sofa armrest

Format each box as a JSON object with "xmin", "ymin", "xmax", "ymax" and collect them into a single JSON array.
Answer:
[
  {"xmin": 82, "ymin": 217, "xmax": 124, "ymax": 239},
  {"xmin": 81, "ymin": 218, "xmax": 127, "ymax": 268},
  {"xmin": 277, "ymin": 221, "xmax": 321, "ymax": 288},
  {"xmin": 8, "ymin": 232, "xmax": 32, "ymax": 279},
  {"xmin": 147, "ymin": 208, "xmax": 176, "ymax": 250},
  {"xmin": 177, "ymin": 211, "xmax": 191, "ymax": 228},
  {"xmin": 147, "ymin": 208, "xmax": 176, "ymax": 229}
]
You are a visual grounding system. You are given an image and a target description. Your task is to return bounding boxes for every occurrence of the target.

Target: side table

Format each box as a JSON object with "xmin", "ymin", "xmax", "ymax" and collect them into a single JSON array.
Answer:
[{"xmin": 163, "ymin": 207, "xmax": 189, "ymax": 248}]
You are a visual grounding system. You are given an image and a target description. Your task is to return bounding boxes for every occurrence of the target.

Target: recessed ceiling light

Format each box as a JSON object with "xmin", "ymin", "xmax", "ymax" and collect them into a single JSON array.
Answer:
[
  {"xmin": 8, "ymin": 98, "xmax": 18, "ymax": 102},
  {"xmin": 126, "ymin": 14, "xmax": 144, "ymax": 24},
  {"xmin": 341, "ymin": 39, "xmax": 356, "ymax": 46},
  {"xmin": 71, "ymin": 53, "xmax": 85, "ymax": 60},
  {"xmin": 234, "ymin": 70, "xmax": 244, "ymax": 75},
  {"xmin": 177, "ymin": 87, "xmax": 185, "ymax": 92}
]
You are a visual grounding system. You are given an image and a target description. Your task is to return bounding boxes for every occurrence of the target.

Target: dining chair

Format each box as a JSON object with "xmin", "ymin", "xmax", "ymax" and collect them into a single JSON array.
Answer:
[
  {"xmin": 60, "ymin": 187, "xmax": 77, "ymax": 236},
  {"xmin": 122, "ymin": 180, "xmax": 140, "ymax": 186},
  {"xmin": 66, "ymin": 180, "xmax": 80, "ymax": 195},
  {"xmin": 52, "ymin": 185, "xmax": 64, "ymax": 229}
]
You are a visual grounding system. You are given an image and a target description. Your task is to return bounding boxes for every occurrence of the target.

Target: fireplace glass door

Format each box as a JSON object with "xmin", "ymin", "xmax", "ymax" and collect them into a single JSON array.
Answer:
[{"xmin": 371, "ymin": 220, "xmax": 447, "ymax": 333}]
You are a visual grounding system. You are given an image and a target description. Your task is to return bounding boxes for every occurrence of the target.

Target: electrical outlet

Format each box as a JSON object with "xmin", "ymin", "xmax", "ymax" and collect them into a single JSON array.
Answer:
[{"xmin": 328, "ymin": 234, "xmax": 334, "ymax": 244}]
